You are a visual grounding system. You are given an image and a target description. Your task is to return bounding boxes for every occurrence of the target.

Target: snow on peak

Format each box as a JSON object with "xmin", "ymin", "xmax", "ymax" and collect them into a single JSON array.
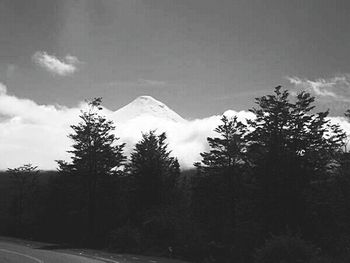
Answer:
[
  {"xmin": 136, "ymin": 95, "xmax": 158, "ymax": 101},
  {"xmin": 130, "ymin": 95, "xmax": 166, "ymax": 108},
  {"xmin": 112, "ymin": 95, "xmax": 185, "ymax": 123}
]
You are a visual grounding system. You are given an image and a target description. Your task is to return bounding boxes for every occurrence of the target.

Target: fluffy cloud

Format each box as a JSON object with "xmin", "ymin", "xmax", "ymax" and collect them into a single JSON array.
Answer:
[
  {"xmin": 0, "ymin": 84, "xmax": 254, "ymax": 170},
  {"xmin": 114, "ymin": 111, "xmax": 254, "ymax": 169},
  {"xmin": 0, "ymin": 84, "xmax": 83, "ymax": 169},
  {"xmin": 32, "ymin": 51, "xmax": 81, "ymax": 76},
  {"xmin": 287, "ymin": 75, "xmax": 350, "ymax": 101},
  {"xmin": 0, "ymin": 84, "xmax": 348, "ymax": 170}
]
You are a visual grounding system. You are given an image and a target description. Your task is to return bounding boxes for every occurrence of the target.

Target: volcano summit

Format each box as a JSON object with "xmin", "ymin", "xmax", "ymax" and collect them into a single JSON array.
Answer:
[{"xmin": 112, "ymin": 96, "xmax": 185, "ymax": 123}]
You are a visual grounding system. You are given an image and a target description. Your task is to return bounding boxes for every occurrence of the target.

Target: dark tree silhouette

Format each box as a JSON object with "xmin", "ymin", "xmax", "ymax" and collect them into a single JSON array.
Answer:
[
  {"xmin": 129, "ymin": 131, "xmax": 180, "ymax": 213},
  {"xmin": 57, "ymin": 97, "xmax": 125, "ymax": 243},
  {"xmin": 246, "ymin": 86, "xmax": 346, "ymax": 234},
  {"xmin": 198, "ymin": 115, "xmax": 247, "ymax": 170},
  {"xmin": 126, "ymin": 131, "xmax": 181, "ymax": 248},
  {"xmin": 193, "ymin": 115, "xmax": 248, "ymax": 243},
  {"xmin": 7, "ymin": 164, "xmax": 39, "ymax": 234}
]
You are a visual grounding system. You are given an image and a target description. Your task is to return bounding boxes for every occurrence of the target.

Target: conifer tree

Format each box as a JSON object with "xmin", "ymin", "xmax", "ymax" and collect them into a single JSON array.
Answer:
[
  {"xmin": 194, "ymin": 115, "xmax": 247, "ymax": 242},
  {"xmin": 247, "ymin": 86, "xmax": 346, "ymax": 234},
  {"xmin": 198, "ymin": 115, "xmax": 247, "ymax": 171},
  {"xmin": 129, "ymin": 131, "xmax": 180, "ymax": 212},
  {"xmin": 57, "ymin": 97, "xmax": 125, "ymax": 243}
]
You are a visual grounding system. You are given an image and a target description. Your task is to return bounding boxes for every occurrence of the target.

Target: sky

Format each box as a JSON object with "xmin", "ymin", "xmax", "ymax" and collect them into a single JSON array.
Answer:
[
  {"xmin": 1, "ymin": 0, "xmax": 350, "ymax": 118},
  {"xmin": 1, "ymin": 0, "xmax": 350, "ymax": 169}
]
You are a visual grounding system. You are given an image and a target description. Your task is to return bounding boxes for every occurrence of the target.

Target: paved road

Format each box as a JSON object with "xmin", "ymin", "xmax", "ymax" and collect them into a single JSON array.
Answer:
[
  {"xmin": 0, "ymin": 239, "xmax": 188, "ymax": 263},
  {"xmin": 0, "ymin": 241, "xmax": 110, "ymax": 263}
]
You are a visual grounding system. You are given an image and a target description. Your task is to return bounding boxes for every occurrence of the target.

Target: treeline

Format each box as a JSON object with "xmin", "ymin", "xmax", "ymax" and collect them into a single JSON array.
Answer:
[{"xmin": 2, "ymin": 87, "xmax": 350, "ymax": 262}]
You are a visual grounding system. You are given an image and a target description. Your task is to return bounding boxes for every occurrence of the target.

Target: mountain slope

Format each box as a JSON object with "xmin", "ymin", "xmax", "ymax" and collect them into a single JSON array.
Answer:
[{"xmin": 112, "ymin": 95, "xmax": 185, "ymax": 123}]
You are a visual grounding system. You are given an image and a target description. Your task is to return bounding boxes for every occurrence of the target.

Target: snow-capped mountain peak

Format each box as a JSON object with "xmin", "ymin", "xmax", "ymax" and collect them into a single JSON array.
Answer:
[{"xmin": 112, "ymin": 95, "xmax": 185, "ymax": 123}]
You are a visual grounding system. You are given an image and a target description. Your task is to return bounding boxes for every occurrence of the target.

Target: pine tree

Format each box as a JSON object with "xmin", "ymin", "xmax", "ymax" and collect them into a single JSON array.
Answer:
[
  {"xmin": 194, "ymin": 115, "xmax": 247, "ymax": 242},
  {"xmin": 127, "ymin": 131, "xmax": 180, "ymax": 247},
  {"xmin": 57, "ymin": 97, "xmax": 125, "ymax": 243},
  {"xmin": 129, "ymin": 131, "xmax": 180, "ymax": 212},
  {"xmin": 198, "ymin": 115, "xmax": 247, "ymax": 170},
  {"xmin": 247, "ymin": 86, "xmax": 346, "ymax": 234}
]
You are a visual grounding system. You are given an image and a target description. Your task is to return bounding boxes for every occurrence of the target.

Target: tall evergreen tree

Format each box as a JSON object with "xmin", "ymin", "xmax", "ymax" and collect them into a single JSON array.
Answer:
[
  {"xmin": 57, "ymin": 97, "xmax": 125, "ymax": 243},
  {"xmin": 127, "ymin": 131, "xmax": 181, "ymax": 248},
  {"xmin": 194, "ymin": 115, "xmax": 247, "ymax": 242},
  {"xmin": 247, "ymin": 86, "xmax": 346, "ymax": 234},
  {"xmin": 129, "ymin": 131, "xmax": 180, "ymax": 213},
  {"xmin": 198, "ymin": 115, "xmax": 247, "ymax": 170}
]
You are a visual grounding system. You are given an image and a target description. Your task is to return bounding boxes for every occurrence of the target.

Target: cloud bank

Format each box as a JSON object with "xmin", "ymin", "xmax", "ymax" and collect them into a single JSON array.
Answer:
[
  {"xmin": 0, "ymin": 84, "xmax": 252, "ymax": 170},
  {"xmin": 0, "ymin": 84, "xmax": 348, "ymax": 170},
  {"xmin": 32, "ymin": 51, "xmax": 81, "ymax": 76}
]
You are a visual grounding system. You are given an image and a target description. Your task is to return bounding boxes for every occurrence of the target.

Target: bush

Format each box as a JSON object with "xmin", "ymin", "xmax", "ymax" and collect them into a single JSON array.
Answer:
[{"xmin": 255, "ymin": 234, "xmax": 318, "ymax": 263}]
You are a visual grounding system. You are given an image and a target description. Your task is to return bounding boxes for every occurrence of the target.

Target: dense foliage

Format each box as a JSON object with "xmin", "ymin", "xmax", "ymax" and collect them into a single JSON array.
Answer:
[
  {"xmin": 1, "ymin": 88, "xmax": 350, "ymax": 262},
  {"xmin": 56, "ymin": 97, "xmax": 125, "ymax": 245}
]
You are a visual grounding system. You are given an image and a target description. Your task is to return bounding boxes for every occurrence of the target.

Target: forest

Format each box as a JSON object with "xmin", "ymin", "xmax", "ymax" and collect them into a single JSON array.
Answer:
[{"xmin": 1, "ymin": 86, "xmax": 350, "ymax": 263}]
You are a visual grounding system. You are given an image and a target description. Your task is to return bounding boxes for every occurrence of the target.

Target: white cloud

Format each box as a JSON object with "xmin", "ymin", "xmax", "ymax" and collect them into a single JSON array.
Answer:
[
  {"xmin": 0, "ymin": 85, "xmax": 255, "ymax": 170},
  {"xmin": 32, "ymin": 51, "xmax": 81, "ymax": 76},
  {"xmin": 64, "ymin": 54, "xmax": 80, "ymax": 65},
  {"xmin": 0, "ymin": 84, "xmax": 83, "ymax": 169},
  {"xmin": 0, "ymin": 84, "xmax": 347, "ymax": 170},
  {"xmin": 287, "ymin": 75, "xmax": 350, "ymax": 101}
]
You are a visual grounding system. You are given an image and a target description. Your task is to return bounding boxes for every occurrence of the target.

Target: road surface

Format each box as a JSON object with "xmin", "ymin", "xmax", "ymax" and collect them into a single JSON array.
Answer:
[{"xmin": 0, "ymin": 239, "xmax": 188, "ymax": 263}]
